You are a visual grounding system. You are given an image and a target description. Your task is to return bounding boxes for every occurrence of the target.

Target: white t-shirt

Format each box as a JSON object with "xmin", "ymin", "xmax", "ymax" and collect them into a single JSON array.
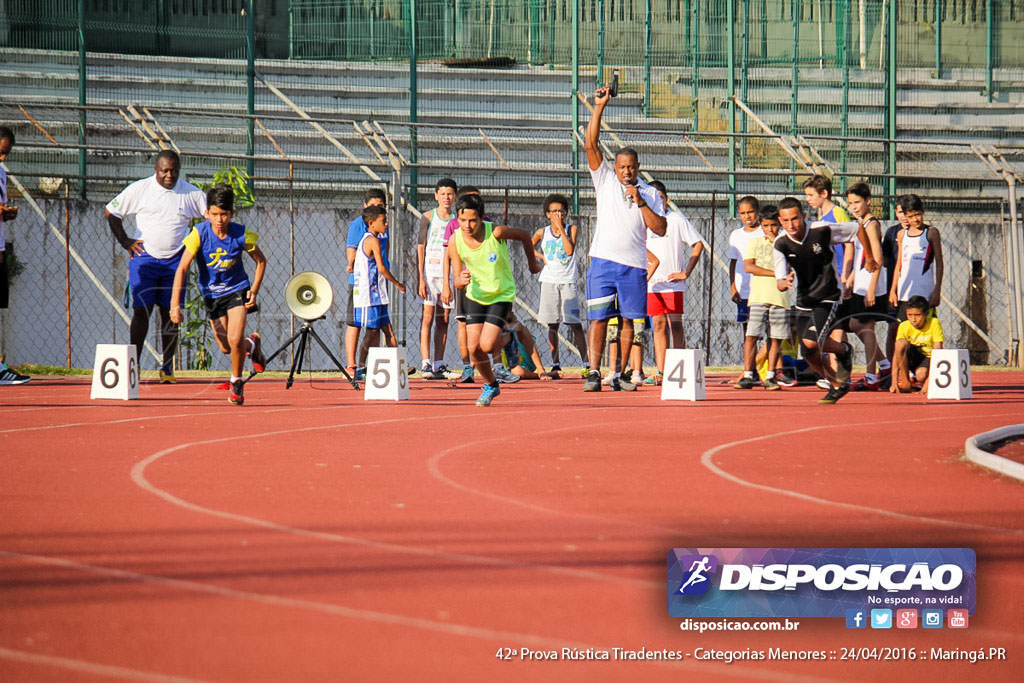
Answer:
[
  {"xmin": 647, "ymin": 209, "xmax": 702, "ymax": 293},
  {"xmin": 105, "ymin": 175, "xmax": 207, "ymax": 259},
  {"xmin": 727, "ymin": 225, "xmax": 764, "ymax": 299},
  {"xmin": 538, "ymin": 224, "xmax": 578, "ymax": 285},
  {"xmin": 588, "ymin": 160, "xmax": 665, "ymax": 270}
]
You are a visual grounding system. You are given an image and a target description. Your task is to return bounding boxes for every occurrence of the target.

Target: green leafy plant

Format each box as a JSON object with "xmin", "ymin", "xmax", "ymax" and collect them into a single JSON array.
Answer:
[{"xmin": 178, "ymin": 166, "xmax": 254, "ymax": 370}]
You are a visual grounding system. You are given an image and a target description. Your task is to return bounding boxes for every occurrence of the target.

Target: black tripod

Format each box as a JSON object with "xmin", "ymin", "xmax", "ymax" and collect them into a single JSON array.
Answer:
[{"xmin": 244, "ymin": 317, "xmax": 359, "ymax": 389}]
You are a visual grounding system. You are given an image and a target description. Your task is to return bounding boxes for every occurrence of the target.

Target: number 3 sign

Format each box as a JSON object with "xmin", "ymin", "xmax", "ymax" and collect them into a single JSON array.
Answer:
[
  {"xmin": 927, "ymin": 348, "xmax": 972, "ymax": 400},
  {"xmin": 90, "ymin": 344, "xmax": 139, "ymax": 400}
]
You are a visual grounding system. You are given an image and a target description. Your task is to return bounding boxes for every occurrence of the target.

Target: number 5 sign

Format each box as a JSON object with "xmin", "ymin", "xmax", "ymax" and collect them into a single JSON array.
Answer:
[
  {"xmin": 364, "ymin": 347, "xmax": 410, "ymax": 401},
  {"xmin": 661, "ymin": 349, "xmax": 706, "ymax": 401},
  {"xmin": 927, "ymin": 348, "xmax": 972, "ymax": 400},
  {"xmin": 90, "ymin": 344, "xmax": 139, "ymax": 400}
]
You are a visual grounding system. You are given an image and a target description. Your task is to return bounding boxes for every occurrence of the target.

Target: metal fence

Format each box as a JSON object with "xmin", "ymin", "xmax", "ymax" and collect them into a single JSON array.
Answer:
[{"xmin": 0, "ymin": 119, "xmax": 1018, "ymax": 374}]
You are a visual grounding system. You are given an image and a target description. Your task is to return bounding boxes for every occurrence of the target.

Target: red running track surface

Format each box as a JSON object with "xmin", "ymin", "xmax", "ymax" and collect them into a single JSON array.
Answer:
[{"xmin": 2, "ymin": 372, "xmax": 1022, "ymax": 682}]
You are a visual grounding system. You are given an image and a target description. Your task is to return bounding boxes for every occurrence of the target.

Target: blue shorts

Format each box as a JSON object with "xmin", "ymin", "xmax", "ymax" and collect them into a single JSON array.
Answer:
[
  {"xmin": 736, "ymin": 299, "xmax": 750, "ymax": 324},
  {"xmin": 585, "ymin": 257, "xmax": 647, "ymax": 321},
  {"xmin": 353, "ymin": 304, "xmax": 390, "ymax": 329},
  {"xmin": 128, "ymin": 249, "xmax": 183, "ymax": 309}
]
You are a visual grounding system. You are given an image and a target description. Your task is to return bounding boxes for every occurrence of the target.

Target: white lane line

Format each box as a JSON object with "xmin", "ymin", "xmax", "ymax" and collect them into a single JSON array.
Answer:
[
  {"xmin": 700, "ymin": 413, "xmax": 1024, "ymax": 535},
  {"xmin": 0, "ymin": 644, "xmax": 204, "ymax": 683},
  {"xmin": 129, "ymin": 411, "xmax": 655, "ymax": 588},
  {"xmin": 0, "ymin": 550, "xmax": 838, "ymax": 683},
  {"xmin": 426, "ymin": 426, "xmax": 687, "ymax": 536}
]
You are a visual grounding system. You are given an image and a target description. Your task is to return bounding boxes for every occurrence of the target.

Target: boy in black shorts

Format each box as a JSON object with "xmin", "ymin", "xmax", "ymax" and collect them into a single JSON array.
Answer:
[{"xmin": 773, "ymin": 198, "xmax": 863, "ymax": 404}]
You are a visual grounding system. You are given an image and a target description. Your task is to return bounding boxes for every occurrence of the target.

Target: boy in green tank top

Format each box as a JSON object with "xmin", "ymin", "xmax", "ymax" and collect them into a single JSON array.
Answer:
[{"xmin": 442, "ymin": 194, "xmax": 541, "ymax": 406}]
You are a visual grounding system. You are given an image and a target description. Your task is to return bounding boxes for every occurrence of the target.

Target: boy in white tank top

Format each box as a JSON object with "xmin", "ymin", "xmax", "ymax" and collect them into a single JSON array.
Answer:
[
  {"xmin": 888, "ymin": 194, "xmax": 944, "ymax": 319},
  {"xmin": 416, "ymin": 178, "xmax": 457, "ymax": 378}
]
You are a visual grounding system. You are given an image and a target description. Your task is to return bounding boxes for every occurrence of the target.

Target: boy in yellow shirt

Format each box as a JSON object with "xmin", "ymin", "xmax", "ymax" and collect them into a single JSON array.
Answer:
[{"xmin": 890, "ymin": 295, "xmax": 944, "ymax": 393}]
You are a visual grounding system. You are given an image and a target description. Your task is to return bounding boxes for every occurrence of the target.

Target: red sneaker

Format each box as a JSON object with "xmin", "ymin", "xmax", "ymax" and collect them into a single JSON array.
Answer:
[
  {"xmin": 248, "ymin": 333, "xmax": 266, "ymax": 373},
  {"xmin": 229, "ymin": 380, "xmax": 245, "ymax": 405}
]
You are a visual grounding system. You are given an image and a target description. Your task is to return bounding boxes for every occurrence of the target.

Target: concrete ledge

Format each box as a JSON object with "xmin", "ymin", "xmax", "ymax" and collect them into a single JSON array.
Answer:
[{"xmin": 965, "ymin": 424, "xmax": 1024, "ymax": 482}]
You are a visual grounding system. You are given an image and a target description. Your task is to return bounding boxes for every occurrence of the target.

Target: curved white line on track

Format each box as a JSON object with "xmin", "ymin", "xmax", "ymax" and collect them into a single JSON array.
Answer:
[
  {"xmin": 700, "ymin": 413, "xmax": 1024, "ymax": 535},
  {"xmin": 129, "ymin": 410, "xmax": 655, "ymax": 588},
  {"xmin": 0, "ymin": 644, "xmax": 203, "ymax": 682},
  {"xmin": 427, "ymin": 426, "xmax": 687, "ymax": 535},
  {"xmin": 0, "ymin": 550, "xmax": 837, "ymax": 683}
]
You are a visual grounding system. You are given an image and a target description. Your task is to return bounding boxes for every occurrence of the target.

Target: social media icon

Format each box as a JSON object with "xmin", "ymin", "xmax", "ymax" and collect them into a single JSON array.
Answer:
[
  {"xmin": 948, "ymin": 609, "xmax": 969, "ymax": 629},
  {"xmin": 896, "ymin": 609, "xmax": 918, "ymax": 628},
  {"xmin": 845, "ymin": 609, "xmax": 867, "ymax": 629},
  {"xmin": 922, "ymin": 609, "xmax": 943, "ymax": 628},
  {"xmin": 870, "ymin": 609, "xmax": 892, "ymax": 629}
]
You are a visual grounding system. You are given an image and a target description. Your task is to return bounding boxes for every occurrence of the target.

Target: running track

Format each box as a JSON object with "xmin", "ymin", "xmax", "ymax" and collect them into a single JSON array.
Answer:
[{"xmin": 2, "ymin": 373, "xmax": 1022, "ymax": 682}]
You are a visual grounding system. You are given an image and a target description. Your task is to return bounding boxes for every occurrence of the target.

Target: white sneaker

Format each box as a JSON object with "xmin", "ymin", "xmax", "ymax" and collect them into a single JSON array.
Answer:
[{"xmin": 816, "ymin": 378, "xmax": 831, "ymax": 390}]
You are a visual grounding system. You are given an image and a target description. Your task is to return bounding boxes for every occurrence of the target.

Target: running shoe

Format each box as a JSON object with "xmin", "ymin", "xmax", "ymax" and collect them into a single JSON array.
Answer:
[
  {"xmin": 158, "ymin": 369, "xmax": 176, "ymax": 384},
  {"xmin": 643, "ymin": 373, "xmax": 662, "ymax": 386},
  {"xmin": 458, "ymin": 366, "xmax": 474, "ymax": 383},
  {"xmin": 851, "ymin": 377, "xmax": 883, "ymax": 392},
  {"xmin": 420, "ymin": 359, "xmax": 432, "ymax": 375},
  {"xmin": 549, "ymin": 364, "xmax": 562, "ymax": 375},
  {"xmin": 247, "ymin": 333, "xmax": 266, "ymax": 373},
  {"xmin": 582, "ymin": 370, "xmax": 602, "ymax": 392},
  {"xmin": 228, "ymin": 379, "xmax": 245, "ymax": 406},
  {"xmin": 733, "ymin": 375, "xmax": 761, "ymax": 389},
  {"xmin": 434, "ymin": 362, "xmax": 450, "ymax": 377},
  {"xmin": 816, "ymin": 378, "xmax": 832, "ymax": 390},
  {"xmin": 818, "ymin": 383, "xmax": 850, "ymax": 405},
  {"xmin": 494, "ymin": 364, "xmax": 520, "ymax": 384},
  {"xmin": 763, "ymin": 376, "xmax": 781, "ymax": 391},
  {"xmin": 611, "ymin": 375, "xmax": 637, "ymax": 392},
  {"xmin": 601, "ymin": 372, "xmax": 615, "ymax": 386},
  {"xmin": 0, "ymin": 364, "xmax": 30, "ymax": 385},
  {"xmin": 834, "ymin": 342, "xmax": 853, "ymax": 384},
  {"xmin": 476, "ymin": 382, "xmax": 500, "ymax": 407},
  {"xmin": 775, "ymin": 371, "xmax": 797, "ymax": 387}
]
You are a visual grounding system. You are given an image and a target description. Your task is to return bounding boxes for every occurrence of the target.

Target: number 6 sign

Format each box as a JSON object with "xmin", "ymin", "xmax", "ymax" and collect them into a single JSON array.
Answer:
[
  {"xmin": 90, "ymin": 344, "xmax": 139, "ymax": 400},
  {"xmin": 363, "ymin": 347, "xmax": 410, "ymax": 401}
]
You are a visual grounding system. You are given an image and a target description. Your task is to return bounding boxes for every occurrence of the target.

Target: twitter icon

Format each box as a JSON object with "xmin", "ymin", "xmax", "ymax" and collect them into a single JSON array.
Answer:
[{"xmin": 870, "ymin": 609, "xmax": 893, "ymax": 629}]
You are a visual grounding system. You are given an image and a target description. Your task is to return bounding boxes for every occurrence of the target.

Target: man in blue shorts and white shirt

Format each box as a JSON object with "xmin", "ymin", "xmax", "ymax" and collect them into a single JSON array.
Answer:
[
  {"xmin": 583, "ymin": 85, "xmax": 667, "ymax": 392},
  {"xmin": 106, "ymin": 150, "xmax": 207, "ymax": 382}
]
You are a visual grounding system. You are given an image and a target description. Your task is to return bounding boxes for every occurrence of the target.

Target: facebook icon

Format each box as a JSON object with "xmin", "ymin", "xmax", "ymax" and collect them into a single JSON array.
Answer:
[{"xmin": 845, "ymin": 609, "xmax": 867, "ymax": 629}]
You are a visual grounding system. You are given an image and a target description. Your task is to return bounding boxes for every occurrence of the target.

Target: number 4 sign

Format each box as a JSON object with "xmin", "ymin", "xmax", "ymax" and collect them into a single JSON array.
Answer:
[
  {"xmin": 661, "ymin": 349, "xmax": 706, "ymax": 401},
  {"xmin": 927, "ymin": 348, "xmax": 972, "ymax": 400},
  {"xmin": 90, "ymin": 344, "xmax": 139, "ymax": 400},
  {"xmin": 364, "ymin": 347, "xmax": 410, "ymax": 401}
]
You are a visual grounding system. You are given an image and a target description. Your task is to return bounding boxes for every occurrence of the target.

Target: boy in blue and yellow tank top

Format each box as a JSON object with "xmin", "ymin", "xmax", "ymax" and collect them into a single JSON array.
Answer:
[{"xmin": 169, "ymin": 185, "xmax": 268, "ymax": 406}]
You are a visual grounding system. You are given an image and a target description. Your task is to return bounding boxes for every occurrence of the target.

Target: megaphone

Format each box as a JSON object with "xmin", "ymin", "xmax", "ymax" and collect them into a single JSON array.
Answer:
[{"xmin": 285, "ymin": 271, "xmax": 333, "ymax": 321}]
